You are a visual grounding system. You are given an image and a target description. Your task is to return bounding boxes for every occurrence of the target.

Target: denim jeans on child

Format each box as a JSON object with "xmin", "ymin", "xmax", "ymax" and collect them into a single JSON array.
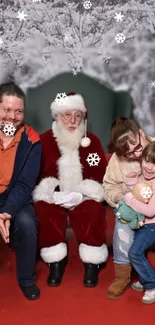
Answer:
[
  {"xmin": 113, "ymin": 209, "xmax": 135, "ymax": 264},
  {"xmin": 129, "ymin": 223, "xmax": 155, "ymax": 290}
]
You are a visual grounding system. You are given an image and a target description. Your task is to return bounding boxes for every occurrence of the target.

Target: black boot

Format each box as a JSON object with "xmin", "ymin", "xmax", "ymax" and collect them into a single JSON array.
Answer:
[
  {"xmin": 20, "ymin": 284, "xmax": 40, "ymax": 300},
  {"xmin": 83, "ymin": 263, "xmax": 100, "ymax": 287},
  {"xmin": 47, "ymin": 256, "xmax": 67, "ymax": 286}
]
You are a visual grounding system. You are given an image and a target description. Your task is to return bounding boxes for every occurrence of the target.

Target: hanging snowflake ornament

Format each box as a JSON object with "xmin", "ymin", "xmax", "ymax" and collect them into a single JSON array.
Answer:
[
  {"xmin": 2, "ymin": 123, "xmax": 16, "ymax": 137},
  {"xmin": 114, "ymin": 12, "xmax": 124, "ymax": 22},
  {"xmin": 86, "ymin": 153, "xmax": 101, "ymax": 166},
  {"xmin": 64, "ymin": 33, "xmax": 73, "ymax": 44},
  {"xmin": 55, "ymin": 93, "xmax": 67, "ymax": 106},
  {"xmin": 17, "ymin": 11, "xmax": 27, "ymax": 21},
  {"xmin": 115, "ymin": 33, "xmax": 126, "ymax": 44},
  {"xmin": 150, "ymin": 81, "xmax": 155, "ymax": 88},
  {"xmin": 72, "ymin": 68, "xmax": 79, "ymax": 76},
  {"xmin": 140, "ymin": 186, "xmax": 153, "ymax": 199},
  {"xmin": 0, "ymin": 38, "xmax": 3, "ymax": 47},
  {"xmin": 83, "ymin": 1, "xmax": 92, "ymax": 10}
]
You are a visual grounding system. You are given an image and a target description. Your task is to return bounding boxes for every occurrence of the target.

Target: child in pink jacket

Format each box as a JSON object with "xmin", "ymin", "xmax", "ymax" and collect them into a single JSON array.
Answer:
[{"xmin": 124, "ymin": 141, "xmax": 155, "ymax": 304}]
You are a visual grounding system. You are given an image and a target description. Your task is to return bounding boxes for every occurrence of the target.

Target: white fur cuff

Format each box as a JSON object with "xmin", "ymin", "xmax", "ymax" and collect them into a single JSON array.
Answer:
[
  {"xmin": 40, "ymin": 242, "xmax": 67, "ymax": 263},
  {"xmin": 79, "ymin": 179, "xmax": 104, "ymax": 202},
  {"xmin": 32, "ymin": 177, "xmax": 59, "ymax": 203},
  {"xmin": 79, "ymin": 243, "xmax": 108, "ymax": 264}
]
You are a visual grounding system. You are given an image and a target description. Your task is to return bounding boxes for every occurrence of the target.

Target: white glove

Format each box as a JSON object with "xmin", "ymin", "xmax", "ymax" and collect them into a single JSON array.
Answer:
[{"xmin": 53, "ymin": 191, "xmax": 83, "ymax": 209}]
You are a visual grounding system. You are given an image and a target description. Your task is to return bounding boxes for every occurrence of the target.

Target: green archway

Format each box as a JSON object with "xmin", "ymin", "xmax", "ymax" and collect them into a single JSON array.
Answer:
[{"xmin": 25, "ymin": 72, "xmax": 132, "ymax": 152}]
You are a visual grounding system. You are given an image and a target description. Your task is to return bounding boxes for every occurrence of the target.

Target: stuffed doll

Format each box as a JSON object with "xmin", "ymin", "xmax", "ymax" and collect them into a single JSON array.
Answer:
[{"xmin": 115, "ymin": 182, "xmax": 153, "ymax": 230}]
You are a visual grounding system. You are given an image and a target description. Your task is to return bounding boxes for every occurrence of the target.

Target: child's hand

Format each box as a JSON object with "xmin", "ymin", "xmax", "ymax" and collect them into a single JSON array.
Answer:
[
  {"xmin": 125, "ymin": 172, "xmax": 139, "ymax": 186},
  {"xmin": 139, "ymin": 221, "xmax": 144, "ymax": 227},
  {"xmin": 126, "ymin": 172, "xmax": 139, "ymax": 178}
]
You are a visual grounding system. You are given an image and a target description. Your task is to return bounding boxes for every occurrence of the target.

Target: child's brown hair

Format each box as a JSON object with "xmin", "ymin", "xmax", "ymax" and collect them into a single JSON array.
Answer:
[
  {"xmin": 107, "ymin": 117, "xmax": 141, "ymax": 156},
  {"xmin": 141, "ymin": 141, "xmax": 155, "ymax": 164}
]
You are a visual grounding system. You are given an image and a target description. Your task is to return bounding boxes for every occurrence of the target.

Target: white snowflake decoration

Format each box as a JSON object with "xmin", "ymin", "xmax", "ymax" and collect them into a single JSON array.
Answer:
[
  {"xmin": 140, "ymin": 186, "xmax": 153, "ymax": 199},
  {"xmin": 115, "ymin": 33, "xmax": 126, "ymax": 43},
  {"xmin": 33, "ymin": 0, "xmax": 41, "ymax": 2},
  {"xmin": 0, "ymin": 38, "xmax": 3, "ymax": 47},
  {"xmin": 86, "ymin": 153, "xmax": 101, "ymax": 166},
  {"xmin": 72, "ymin": 69, "xmax": 79, "ymax": 76},
  {"xmin": 64, "ymin": 33, "xmax": 73, "ymax": 44},
  {"xmin": 150, "ymin": 81, "xmax": 155, "ymax": 88},
  {"xmin": 83, "ymin": 1, "xmax": 92, "ymax": 10},
  {"xmin": 114, "ymin": 12, "xmax": 124, "ymax": 22},
  {"xmin": 17, "ymin": 11, "xmax": 27, "ymax": 21},
  {"xmin": 55, "ymin": 93, "xmax": 67, "ymax": 106},
  {"xmin": 3, "ymin": 124, "xmax": 16, "ymax": 136}
]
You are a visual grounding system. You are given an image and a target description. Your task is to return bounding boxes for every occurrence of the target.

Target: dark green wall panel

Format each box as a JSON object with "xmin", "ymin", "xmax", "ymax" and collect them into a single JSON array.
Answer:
[{"xmin": 25, "ymin": 73, "xmax": 132, "ymax": 152}]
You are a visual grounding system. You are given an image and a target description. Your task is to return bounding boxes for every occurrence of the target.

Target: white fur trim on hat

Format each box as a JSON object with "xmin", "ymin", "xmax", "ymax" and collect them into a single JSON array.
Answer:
[
  {"xmin": 40, "ymin": 242, "xmax": 67, "ymax": 263},
  {"xmin": 51, "ymin": 94, "xmax": 87, "ymax": 117},
  {"xmin": 80, "ymin": 118, "xmax": 91, "ymax": 147},
  {"xmin": 79, "ymin": 243, "xmax": 108, "ymax": 264}
]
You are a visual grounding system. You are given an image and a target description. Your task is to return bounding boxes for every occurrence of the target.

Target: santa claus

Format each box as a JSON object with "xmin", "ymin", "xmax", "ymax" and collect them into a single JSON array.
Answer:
[{"xmin": 33, "ymin": 92, "xmax": 108, "ymax": 287}]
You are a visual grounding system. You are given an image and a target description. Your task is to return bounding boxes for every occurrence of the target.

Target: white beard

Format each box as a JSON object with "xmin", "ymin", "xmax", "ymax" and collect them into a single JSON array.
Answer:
[{"xmin": 52, "ymin": 119, "xmax": 85, "ymax": 150}]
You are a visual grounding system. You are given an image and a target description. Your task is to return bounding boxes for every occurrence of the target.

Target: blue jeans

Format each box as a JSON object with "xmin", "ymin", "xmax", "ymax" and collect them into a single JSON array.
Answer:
[
  {"xmin": 8, "ymin": 204, "xmax": 38, "ymax": 287},
  {"xmin": 113, "ymin": 209, "xmax": 135, "ymax": 264},
  {"xmin": 129, "ymin": 224, "xmax": 155, "ymax": 290}
]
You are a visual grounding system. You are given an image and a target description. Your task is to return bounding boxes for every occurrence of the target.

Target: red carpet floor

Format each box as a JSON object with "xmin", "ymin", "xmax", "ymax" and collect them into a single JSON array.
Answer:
[{"xmin": 0, "ymin": 236, "xmax": 154, "ymax": 325}]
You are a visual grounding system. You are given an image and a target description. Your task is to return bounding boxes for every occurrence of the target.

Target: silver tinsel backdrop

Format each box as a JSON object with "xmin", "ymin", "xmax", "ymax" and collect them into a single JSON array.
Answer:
[{"xmin": 0, "ymin": 0, "xmax": 155, "ymax": 134}]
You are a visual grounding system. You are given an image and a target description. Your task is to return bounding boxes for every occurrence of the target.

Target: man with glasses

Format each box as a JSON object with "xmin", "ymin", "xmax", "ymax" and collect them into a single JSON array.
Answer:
[
  {"xmin": 103, "ymin": 117, "xmax": 155, "ymax": 300},
  {"xmin": 33, "ymin": 92, "xmax": 108, "ymax": 287}
]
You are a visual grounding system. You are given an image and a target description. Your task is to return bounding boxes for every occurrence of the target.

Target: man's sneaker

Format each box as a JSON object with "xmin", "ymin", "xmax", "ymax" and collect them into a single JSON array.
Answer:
[
  {"xmin": 142, "ymin": 289, "xmax": 155, "ymax": 304},
  {"xmin": 131, "ymin": 281, "xmax": 144, "ymax": 291}
]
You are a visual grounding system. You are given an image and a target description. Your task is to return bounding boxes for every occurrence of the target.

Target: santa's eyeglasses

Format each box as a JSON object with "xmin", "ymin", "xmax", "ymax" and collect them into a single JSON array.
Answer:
[{"xmin": 61, "ymin": 113, "xmax": 83, "ymax": 122}]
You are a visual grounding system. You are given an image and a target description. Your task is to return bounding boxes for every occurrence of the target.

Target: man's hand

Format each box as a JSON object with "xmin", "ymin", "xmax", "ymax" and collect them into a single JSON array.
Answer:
[
  {"xmin": 0, "ymin": 213, "xmax": 11, "ymax": 243},
  {"xmin": 5, "ymin": 218, "xmax": 11, "ymax": 242}
]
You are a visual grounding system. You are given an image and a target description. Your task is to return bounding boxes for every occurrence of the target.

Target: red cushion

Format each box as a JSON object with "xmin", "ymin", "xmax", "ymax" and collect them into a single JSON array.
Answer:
[{"xmin": 105, "ymin": 153, "xmax": 112, "ymax": 163}]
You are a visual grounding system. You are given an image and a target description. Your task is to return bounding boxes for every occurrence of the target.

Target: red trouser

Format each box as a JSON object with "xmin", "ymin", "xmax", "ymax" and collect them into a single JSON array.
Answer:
[
  {"xmin": 34, "ymin": 200, "xmax": 108, "ymax": 264},
  {"xmin": 35, "ymin": 200, "xmax": 106, "ymax": 247}
]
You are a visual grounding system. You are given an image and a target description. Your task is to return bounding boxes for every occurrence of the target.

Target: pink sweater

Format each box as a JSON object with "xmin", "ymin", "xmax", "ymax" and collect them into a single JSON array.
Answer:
[{"xmin": 124, "ymin": 175, "xmax": 155, "ymax": 224}]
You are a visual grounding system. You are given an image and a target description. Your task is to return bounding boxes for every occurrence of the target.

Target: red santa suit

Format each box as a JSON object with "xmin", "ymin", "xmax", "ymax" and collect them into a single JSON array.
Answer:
[{"xmin": 33, "ymin": 93, "xmax": 108, "ymax": 266}]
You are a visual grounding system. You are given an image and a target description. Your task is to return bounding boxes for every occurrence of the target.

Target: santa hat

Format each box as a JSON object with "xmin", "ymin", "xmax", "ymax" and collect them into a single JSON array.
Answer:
[{"xmin": 50, "ymin": 92, "xmax": 91, "ymax": 147}]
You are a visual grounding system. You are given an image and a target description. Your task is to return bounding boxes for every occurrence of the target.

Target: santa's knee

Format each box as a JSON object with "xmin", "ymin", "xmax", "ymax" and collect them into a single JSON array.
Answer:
[
  {"xmin": 35, "ymin": 201, "xmax": 67, "ymax": 248},
  {"xmin": 76, "ymin": 200, "xmax": 105, "ymax": 221}
]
